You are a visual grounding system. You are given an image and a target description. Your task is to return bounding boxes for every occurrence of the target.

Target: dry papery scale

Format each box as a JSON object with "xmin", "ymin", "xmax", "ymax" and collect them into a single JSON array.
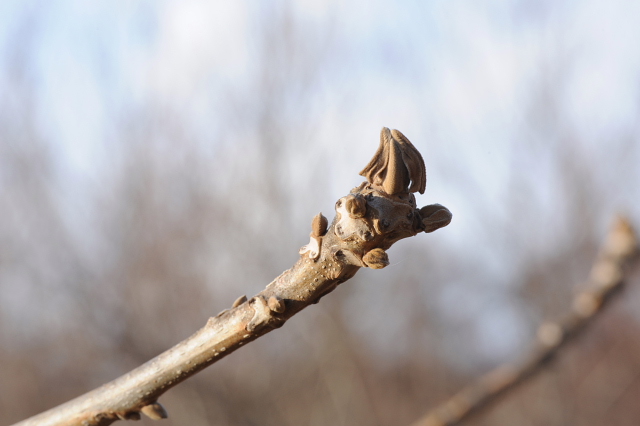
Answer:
[{"xmin": 14, "ymin": 127, "xmax": 452, "ymax": 426}]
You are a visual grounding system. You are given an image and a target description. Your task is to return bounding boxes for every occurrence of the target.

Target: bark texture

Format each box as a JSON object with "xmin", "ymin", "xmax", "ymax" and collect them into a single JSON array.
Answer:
[{"xmin": 13, "ymin": 127, "xmax": 451, "ymax": 426}]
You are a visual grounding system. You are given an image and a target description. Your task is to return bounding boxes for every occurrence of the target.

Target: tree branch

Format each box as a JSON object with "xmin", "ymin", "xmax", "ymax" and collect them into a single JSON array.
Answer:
[
  {"xmin": 410, "ymin": 216, "xmax": 639, "ymax": 426},
  {"xmin": 13, "ymin": 128, "xmax": 452, "ymax": 426}
]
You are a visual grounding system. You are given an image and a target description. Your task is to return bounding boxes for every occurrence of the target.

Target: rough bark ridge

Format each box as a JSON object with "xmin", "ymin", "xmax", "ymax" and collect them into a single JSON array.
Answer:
[{"xmin": 14, "ymin": 127, "xmax": 452, "ymax": 426}]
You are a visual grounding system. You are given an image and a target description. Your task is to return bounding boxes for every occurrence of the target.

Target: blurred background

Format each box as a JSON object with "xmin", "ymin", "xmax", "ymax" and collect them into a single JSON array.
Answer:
[{"xmin": 1, "ymin": 1, "xmax": 640, "ymax": 425}]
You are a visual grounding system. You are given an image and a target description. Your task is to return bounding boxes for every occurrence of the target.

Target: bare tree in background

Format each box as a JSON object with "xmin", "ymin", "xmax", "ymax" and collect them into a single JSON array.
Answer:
[{"xmin": 2, "ymin": 2, "xmax": 640, "ymax": 426}]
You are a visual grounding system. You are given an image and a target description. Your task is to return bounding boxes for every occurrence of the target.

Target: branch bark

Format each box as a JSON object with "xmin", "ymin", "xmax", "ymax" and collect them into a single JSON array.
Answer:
[
  {"xmin": 13, "ymin": 128, "xmax": 452, "ymax": 426},
  {"xmin": 410, "ymin": 216, "xmax": 639, "ymax": 426}
]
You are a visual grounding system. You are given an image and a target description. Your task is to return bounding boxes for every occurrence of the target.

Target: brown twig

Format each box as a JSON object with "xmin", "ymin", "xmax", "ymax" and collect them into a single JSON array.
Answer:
[
  {"xmin": 13, "ymin": 128, "xmax": 452, "ymax": 426},
  {"xmin": 410, "ymin": 216, "xmax": 639, "ymax": 426}
]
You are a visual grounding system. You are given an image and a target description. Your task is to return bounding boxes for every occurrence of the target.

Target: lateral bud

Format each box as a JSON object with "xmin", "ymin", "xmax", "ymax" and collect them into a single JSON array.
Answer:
[
  {"xmin": 141, "ymin": 402, "xmax": 168, "ymax": 420},
  {"xmin": 362, "ymin": 248, "xmax": 390, "ymax": 269},
  {"xmin": 419, "ymin": 204, "xmax": 452, "ymax": 233},
  {"xmin": 311, "ymin": 212, "xmax": 328, "ymax": 237},
  {"xmin": 232, "ymin": 295, "xmax": 248, "ymax": 308},
  {"xmin": 300, "ymin": 213, "xmax": 326, "ymax": 261},
  {"xmin": 268, "ymin": 295, "xmax": 286, "ymax": 313},
  {"xmin": 344, "ymin": 194, "xmax": 367, "ymax": 218}
]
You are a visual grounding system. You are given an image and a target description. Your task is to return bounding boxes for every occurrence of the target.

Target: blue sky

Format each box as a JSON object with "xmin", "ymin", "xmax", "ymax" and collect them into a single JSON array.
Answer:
[
  {"xmin": 3, "ymin": 1, "xmax": 639, "ymax": 170},
  {"xmin": 1, "ymin": 0, "xmax": 640, "ymax": 365}
]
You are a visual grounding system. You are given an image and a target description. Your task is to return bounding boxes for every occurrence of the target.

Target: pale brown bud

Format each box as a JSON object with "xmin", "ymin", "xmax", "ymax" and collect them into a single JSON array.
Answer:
[
  {"xmin": 362, "ymin": 248, "xmax": 389, "ymax": 269},
  {"xmin": 268, "ymin": 295, "xmax": 286, "ymax": 313},
  {"xmin": 345, "ymin": 194, "xmax": 367, "ymax": 218},
  {"xmin": 141, "ymin": 402, "xmax": 168, "ymax": 420},
  {"xmin": 232, "ymin": 295, "xmax": 247, "ymax": 308},
  {"xmin": 311, "ymin": 212, "xmax": 328, "ymax": 237}
]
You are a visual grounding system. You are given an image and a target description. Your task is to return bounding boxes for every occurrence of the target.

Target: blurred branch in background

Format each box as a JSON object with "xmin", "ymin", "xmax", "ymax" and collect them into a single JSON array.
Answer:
[
  {"xmin": 412, "ymin": 217, "xmax": 639, "ymax": 426},
  {"xmin": 2, "ymin": 1, "xmax": 640, "ymax": 426}
]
